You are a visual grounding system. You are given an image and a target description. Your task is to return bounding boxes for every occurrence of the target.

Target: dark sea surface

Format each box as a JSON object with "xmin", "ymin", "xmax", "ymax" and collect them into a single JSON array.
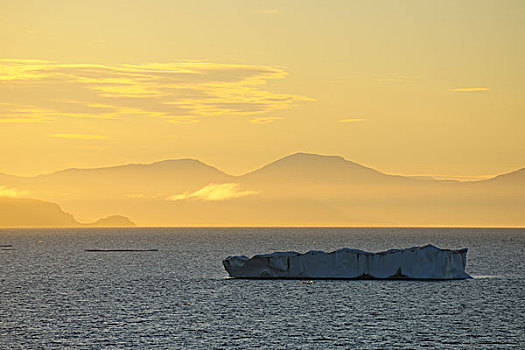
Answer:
[{"xmin": 1, "ymin": 227, "xmax": 524, "ymax": 349}]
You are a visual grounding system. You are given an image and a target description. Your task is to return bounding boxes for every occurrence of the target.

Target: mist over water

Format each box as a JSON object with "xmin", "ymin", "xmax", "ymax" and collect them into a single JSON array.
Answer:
[{"xmin": 1, "ymin": 228, "xmax": 524, "ymax": 348}]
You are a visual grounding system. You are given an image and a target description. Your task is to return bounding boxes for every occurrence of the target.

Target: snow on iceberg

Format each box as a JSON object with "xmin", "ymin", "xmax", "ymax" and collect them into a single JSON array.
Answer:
[{"xmin": 223, "ymin": 244, "xmax": 471, "ymax": 280}]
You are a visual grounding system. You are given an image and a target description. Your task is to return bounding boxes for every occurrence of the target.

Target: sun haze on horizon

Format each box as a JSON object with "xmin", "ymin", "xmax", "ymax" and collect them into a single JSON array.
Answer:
[{"xmin": 1, "ymin": 1, "xmax": 524, "ymax": 228}]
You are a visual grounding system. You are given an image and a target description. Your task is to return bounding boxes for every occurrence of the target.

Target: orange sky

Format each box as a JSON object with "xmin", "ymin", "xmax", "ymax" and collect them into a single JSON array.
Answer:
[{"xmin": 1, "ymin": 0, "xmax": 524, "ymax": 179}]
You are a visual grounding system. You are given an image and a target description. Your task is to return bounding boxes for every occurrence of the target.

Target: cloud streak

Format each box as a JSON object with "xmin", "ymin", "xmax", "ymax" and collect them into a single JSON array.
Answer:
[
  {"xmin": 448, "ymin": 87, "xmax": 489, "ymax": 92},
  {"xmin": 0, "ymin": 59, "xmax": 312, "ymax": 124},
  {"xmin": 339, "ymin": 118, "xmax": 366, "ymax": 123},
  {"xmin": 51, "ymin": 134, "xmax": 108, "ymax": 140},
  {"xmin": 0, "ymin": 185, "xmax": 28, "ymax": 198},
  {"xmin": 0, "ymin": 117, "xmax": 53, "ymax": 124},
  {"xmin": 167, "ymin": 183, "xmax": 258, "ymax": 201},
  {"xmin": 375, "ymin": 75, "xmax": 419, "ymax": 83},
  {"xmin": 250, "ymin": 117, "xmax": 283, "ymax": 124},
  {"xmin": 253, "ymin": 9, "xmax": 280, "ymax": 14}
]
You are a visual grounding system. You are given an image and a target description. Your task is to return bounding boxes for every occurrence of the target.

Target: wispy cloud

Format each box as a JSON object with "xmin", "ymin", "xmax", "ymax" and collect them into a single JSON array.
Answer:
[
  {"xmin": 51, "ymin": 134, "xmax": 108, "ymax": 140},
  {"xmin": 0, "ymin": 59, "xmax": 312, "ymax": 124},
  {"xmin": 253, "ymin": 9, "xmax": 280, "ymax": 14},
  {"xmin": 167, "ymin": 117, "xmax": 200, "ymax": 124},
  {"xmin": 126, "ymin": 193, "xmax": 146, "ymax": 199},
  {"xmin": 167, "ymin": 183, "xmax": 259, "ymax": 201},
  {"xmin": 448, "ymin": 87, "xmax": 489, "ymax": 92},
  {"xmin": 250, "ymin": 117, "xmax": 283, "ymax": 124},
  {"xmin": 0, "ymin": 185, "xmax": 28, "ymax": 198},
  {"xmin": 339, "ymin": 118, "xmax": 366, "ymax": 123},
  {"xmin": 375, "ymin": 75, "xmax": 418, "ymax": 83},
  {"xmin": 376, "ymin": 78, "xmax": 405, "ymax": 82},
  {"xmin": 0, "ymin": 117, "xmax": 53, "ymax": 123},
  {"xmin": 389, "ymin": 172, "xmax": 495, "ymax": 182}
]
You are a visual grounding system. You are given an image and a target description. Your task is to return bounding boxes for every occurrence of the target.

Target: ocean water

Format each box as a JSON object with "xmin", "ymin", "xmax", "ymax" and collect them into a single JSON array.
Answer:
[{"xmin": 1, "ymin": 227, "xmax": 524, "ymax": 349}]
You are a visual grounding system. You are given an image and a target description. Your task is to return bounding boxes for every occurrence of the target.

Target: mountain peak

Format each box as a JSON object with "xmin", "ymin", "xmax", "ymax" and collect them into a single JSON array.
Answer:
[
  {"xmin": 38, "ymin": 157, "xmax": 229, "ymax": 178},
  {"xmin": 242, "ymin": 152, "xmax": 386, "ymax": 182},
  {"xmin": 264, "ymin": 152, "xmax": 373, "ymax": 170},
  {"xmin": 149, "ymin": 158, "xmax": 203, "ymax": 166},
  {"xmin": 282, "ymin": 152, "xmax": 347, "ymax": 162},
  {"xmin": 486, "ymin": 167, "xmax": 525, "ymax": 183}
]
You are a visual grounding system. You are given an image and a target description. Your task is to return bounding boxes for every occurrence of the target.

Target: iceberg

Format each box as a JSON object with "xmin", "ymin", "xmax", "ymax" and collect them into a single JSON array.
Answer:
[{"xmin": 223, "ymin": 244, "xmax": 471, "ymax": 280}]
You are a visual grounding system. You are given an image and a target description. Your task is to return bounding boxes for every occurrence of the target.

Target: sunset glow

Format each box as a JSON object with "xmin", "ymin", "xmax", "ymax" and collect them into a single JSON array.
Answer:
[{"xmin": 0, "ymin": 0, "xmax": 523, "ymax": 227}]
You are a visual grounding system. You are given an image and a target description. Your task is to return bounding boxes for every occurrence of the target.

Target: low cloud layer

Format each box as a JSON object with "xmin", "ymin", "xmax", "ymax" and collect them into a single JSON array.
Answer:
[
  {"xmin": 0, "ymin": 185, "xmax": 28, "ymax": 198},
  {"xmin": 167, "ymin": 183, "xmax": 258, "ymax": 201},
  {"xmin": 0, "ymin": 59, "xmax": 312, "ymax": 124},
  {"xmin": 448, "ymin": 87, "xmax": 489, "ymax": 92},
  {"xmin": 339, "ymin": 118, "xmax": 366, "ymax": 123},
  {"xmin": 253, "ymin": 9, "xmax": 280, "ymax": 14},
  {"xmin": 250, "ymin": 117, "xmax": 283, "ymax": 124},
  {"xmin": 51, "ymin": 134, "xmax": 108, "ymax": 140}
]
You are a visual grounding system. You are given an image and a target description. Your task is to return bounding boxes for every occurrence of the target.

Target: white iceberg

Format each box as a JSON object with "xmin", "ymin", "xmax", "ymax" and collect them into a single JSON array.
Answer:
[{"xmin": 223, "ymin": 244, "xmax": 471, "ymax": 280}]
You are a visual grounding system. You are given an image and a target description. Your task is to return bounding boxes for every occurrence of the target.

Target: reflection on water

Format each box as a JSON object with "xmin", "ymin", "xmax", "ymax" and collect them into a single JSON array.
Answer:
[{"xmin": 1, "ymin": 227, "xmax": 524, "ymax": 348}]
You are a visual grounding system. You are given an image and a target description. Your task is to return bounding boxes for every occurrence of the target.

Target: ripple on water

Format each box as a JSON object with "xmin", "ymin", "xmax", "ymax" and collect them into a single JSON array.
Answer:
[{"xmin": 0, "ymin": 227, "xmax": 524, "ymax": 349}]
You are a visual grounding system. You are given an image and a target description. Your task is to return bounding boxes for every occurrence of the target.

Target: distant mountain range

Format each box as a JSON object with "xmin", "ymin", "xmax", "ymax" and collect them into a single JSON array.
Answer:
[{"xmin": 0, "ymin": 153, "xmax": 523, "ymax": 227}]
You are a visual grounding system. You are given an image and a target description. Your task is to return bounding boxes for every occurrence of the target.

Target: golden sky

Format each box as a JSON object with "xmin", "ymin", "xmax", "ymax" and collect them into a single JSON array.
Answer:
[{"xmin": 1, "ymin": 0, "xmax": 524, "ymax": 178}]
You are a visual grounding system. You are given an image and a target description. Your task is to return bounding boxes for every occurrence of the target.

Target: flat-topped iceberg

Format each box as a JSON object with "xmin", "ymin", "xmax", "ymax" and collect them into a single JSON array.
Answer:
[{"xmin": 223, "ymin": 244, "xmax": 471, "ymax": 280}]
